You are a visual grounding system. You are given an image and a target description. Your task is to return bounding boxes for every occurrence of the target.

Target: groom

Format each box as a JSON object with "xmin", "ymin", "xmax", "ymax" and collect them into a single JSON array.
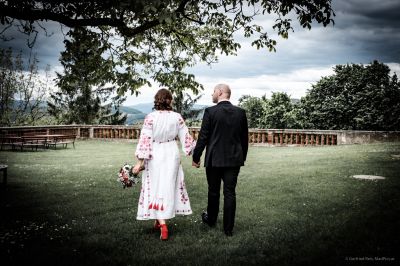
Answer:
[{"xmin": 192, "ymin": 83, "xmax": 248, "ymax": 236}]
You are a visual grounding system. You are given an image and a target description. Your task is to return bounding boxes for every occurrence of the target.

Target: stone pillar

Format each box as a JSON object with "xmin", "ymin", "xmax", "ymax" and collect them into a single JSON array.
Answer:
[{"xmin": 268, "ymin": 132, "xmax": 273, "ymax": 144}]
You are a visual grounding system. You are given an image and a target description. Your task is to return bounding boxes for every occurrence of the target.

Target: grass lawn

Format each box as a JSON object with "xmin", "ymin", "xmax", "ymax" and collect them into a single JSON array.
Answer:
[{"xmin": 1, "ymin": 140, "xmax": 400, "ymax": 266}]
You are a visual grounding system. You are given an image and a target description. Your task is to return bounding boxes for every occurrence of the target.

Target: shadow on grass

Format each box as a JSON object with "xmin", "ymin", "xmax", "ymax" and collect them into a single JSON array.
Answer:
[
  {"xmin": 1, "ymin": 183, "xmax": 155, "ymax": 266},
  {"xmin": 232, "ymin": 181, "xmax": 400, "ymax": 265}
]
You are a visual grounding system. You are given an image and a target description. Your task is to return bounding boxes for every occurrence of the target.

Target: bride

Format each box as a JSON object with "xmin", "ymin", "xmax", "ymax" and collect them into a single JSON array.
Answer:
[{"xmin": 132, "ymin": 88, "xmax": 196, "ymax": 241}]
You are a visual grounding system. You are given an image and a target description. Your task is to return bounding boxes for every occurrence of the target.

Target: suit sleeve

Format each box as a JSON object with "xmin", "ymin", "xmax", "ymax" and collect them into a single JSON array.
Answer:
[
  {"xmin": 192, "ymin": 108, "xmax": 210, "ymax": 164},
  {"xmin": 241, "ymin": 109, "xmax": 249, "ymax": 162}
]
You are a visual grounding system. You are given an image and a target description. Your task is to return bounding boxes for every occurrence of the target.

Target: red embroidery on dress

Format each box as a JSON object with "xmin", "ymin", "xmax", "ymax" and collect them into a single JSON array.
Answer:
[
  {"xmin": 184, "ymin": 132, "xmax": 195, "ymax": 155},
  {"xmin": 135, "ymin": 115, "xmax": 153, "ymax": 159},
  {"xmin": 179, "ymin": 181, "xmax": 189, "ymax": 204}
]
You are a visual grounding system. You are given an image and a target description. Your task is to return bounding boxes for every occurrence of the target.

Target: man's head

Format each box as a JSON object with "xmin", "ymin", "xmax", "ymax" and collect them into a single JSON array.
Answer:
[{"xmin": 212, "ymin": 83, "xmax": 231, "ymax": 103}]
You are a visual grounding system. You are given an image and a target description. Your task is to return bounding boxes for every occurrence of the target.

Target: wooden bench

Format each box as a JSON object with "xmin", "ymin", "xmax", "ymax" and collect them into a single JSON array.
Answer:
[
  {"xmin": 13, "ymin": 136, "xmax": 48, "ymax": 151},
  {"xmin": 48, "ymin": 135, "xmax": 76, "ymax": 149},
  {"xmin": 0, "ymin": 136, "xmax": 19, "ymax": 150}
]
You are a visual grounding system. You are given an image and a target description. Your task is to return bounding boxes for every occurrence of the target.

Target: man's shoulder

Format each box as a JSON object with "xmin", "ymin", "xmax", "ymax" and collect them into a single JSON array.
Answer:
[
  {"xmin": 204, "ymin": 104, "xmax": 219, "ymax": 114},
  {"xmin": 207, "ymin": 102, "xmax": 245, "ymax": 111},
  {"xmin": 205, "ymin": 105, "xmax": 217, "ymax": 111}
]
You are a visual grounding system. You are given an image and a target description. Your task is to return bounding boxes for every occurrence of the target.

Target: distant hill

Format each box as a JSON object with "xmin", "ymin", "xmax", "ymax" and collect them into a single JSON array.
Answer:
[
  {"xmin": 126, "ymin": 103, "xmax": 209, "ymax": 115},
  {"xmin": 119, "ymin": 106, "xmax": 144, "ymax": 114},
  {"xmin": 112, "ymin": 106, "xmax": 146, "ymax": 125},
  {"xmin": 122, "ymin": 103, "xmax": 209, "ymax": 124},
  {"xmin": 125, "ymin": 113, "xmax": 146, "ymax": 125},
  {"xmin": 126, "ymin": 103, "xmax": 153, "ymax": 114}
]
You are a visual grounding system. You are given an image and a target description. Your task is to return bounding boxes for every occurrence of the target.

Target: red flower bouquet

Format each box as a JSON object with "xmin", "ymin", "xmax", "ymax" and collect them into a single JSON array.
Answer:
[{"xmin": 118, "ymin": 163, "xmax": 140, "ymax": 189}]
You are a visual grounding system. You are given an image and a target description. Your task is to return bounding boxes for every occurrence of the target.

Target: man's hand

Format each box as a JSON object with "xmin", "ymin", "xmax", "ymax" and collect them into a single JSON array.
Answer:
[{"xmin": 192, "ymin": 161, "xmax": 200, "ymax": 168}]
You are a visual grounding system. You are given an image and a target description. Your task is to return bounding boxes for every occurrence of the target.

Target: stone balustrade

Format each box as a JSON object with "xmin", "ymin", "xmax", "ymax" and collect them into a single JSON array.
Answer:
[{"xmin": 1, "ymin": 125, "xmax": 400, "ymax": 146}]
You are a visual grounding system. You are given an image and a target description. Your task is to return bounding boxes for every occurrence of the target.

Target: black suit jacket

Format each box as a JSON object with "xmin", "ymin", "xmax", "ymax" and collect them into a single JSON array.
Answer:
[{"xmin": 193, "ymin": 101, "xmax": 248, "ymax": 167}]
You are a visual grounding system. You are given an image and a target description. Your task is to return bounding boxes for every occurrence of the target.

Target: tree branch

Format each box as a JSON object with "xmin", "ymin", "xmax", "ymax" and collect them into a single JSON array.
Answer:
[{"xmin": 0, "ymin": 5, "xmax": 161, "ymax": 37}]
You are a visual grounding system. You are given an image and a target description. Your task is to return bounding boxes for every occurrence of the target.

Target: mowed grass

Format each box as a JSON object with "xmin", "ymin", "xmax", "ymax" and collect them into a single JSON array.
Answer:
[{"xmin": 1, "ymin": 140, "xmax": 399, "ymax": 266}]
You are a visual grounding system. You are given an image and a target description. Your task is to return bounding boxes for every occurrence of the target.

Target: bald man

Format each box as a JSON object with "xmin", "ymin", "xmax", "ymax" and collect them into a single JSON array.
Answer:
[{"xmin": 192, "ymin": 84, "xmax": 248, "ymax": 236}]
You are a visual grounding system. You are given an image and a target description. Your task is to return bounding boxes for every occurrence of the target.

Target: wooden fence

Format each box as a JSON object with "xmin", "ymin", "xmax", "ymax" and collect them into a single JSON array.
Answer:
[{"xmin": 1, "ymin": 125, "xmax": 400, "ymax": 146}]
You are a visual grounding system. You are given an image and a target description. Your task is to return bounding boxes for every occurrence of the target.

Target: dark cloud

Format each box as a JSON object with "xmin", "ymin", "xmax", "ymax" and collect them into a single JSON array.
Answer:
[
  {"xmin": 332, "ymin": 0, "xmax": 400, "ymax": 63},
  {"xmin": 0, "ymin": 21, "xmax": 65, "ymax": 69},
  {"xmin": 333, "ymin": 0, "xmax": 400, "ymax": 29}
]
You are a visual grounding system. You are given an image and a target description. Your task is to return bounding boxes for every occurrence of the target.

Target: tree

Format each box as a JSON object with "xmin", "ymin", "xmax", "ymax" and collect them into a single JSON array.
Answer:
[
  {"xmin": 298, "ymin": 61, "xmax": 400, "ymax": 130},
  {"xmin": 0, "ymin": 48, "xmax": 50, "ymax": 126},
  {"xmin": 238, "ymin": 95, "xmax": 265, "ymax": 128},
  {"xmin": 260, "ymin": 92, "xmax": 297, "ymax": 129},
  {"xmin": 174, "ymin": 91, "xmax": 203, "ymax": 122},
  {"xmin": 0, "ymin": 48, "xmax": 15, "ymax": 125},
  {"xmin": 47, "ymin": 27, "xmax": 126, "ymax": 124},
  {"xmin": 1, "ymin": 0, "xmax": 335, "ymax": 96},
  {"xmin": 239, "ymin": 93, "xmax": 301, "ymax": 129}
]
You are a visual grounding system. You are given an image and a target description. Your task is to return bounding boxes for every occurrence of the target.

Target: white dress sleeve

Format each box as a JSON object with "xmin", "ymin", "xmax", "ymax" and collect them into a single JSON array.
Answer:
[
  {"xmin": 177, "ymin": 114, "xmax": 196, "ymax": 156},
  {"xmin": 135, "ymin": 114, "xmax": 153, "ymax": 159}
]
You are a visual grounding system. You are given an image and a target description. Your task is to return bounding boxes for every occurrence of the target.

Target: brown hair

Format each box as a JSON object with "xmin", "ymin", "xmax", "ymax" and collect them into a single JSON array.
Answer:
[{"xmin": 153, "ymin": 88, "xmax": 173, "ymax": 111}]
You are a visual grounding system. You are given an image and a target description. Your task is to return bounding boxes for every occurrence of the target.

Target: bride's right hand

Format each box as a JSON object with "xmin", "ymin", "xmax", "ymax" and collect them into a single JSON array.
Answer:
[{"xmin": 132, "ymin": 163, "xmax": 141, "ymax": 174}]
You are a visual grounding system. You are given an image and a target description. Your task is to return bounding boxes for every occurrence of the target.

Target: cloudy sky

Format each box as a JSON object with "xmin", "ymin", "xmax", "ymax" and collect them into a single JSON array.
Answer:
[{"xmin": 1, "ymin": 0, "xmax": 399, "ymax": 106}]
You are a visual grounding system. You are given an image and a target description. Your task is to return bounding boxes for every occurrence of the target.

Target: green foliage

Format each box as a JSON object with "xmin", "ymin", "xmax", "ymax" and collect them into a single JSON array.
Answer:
[
  {"xmin": 0, "ymin": 48, "xmax": 49, "ymax": 126},
  {"xmin": 298, "ymin": 61, "xmax": 400, "ymax": 130},
  {"xmin": 240, "ymin": 62, "xmax": 400, "ymax": 131},
  {"xmin": 47, "ymin": 27, "xmax": 127, "ymax": 125},
  {"xmin": 1, "ymin": 0, "xmax": 335, "ymax": 97},
  {"xmin": 260, "ymin": 92, "xmax": 299, "ymax": 129},
  {"xmin": 239, "ymin": 92, "xmax": 300, "ymax": 129},
  {"xmin": 238, "ymin": 95, "xmax": 265, "ymax": 128},
  {"xmin": 0, "ymin": 48, "xmax": 15, "ymax": 126},
  {"xmin": 173, "ymin": 92, "xmax": 204, "ymax": 125}
]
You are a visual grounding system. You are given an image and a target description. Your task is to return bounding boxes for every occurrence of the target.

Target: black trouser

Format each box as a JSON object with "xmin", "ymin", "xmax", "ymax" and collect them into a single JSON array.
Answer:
[{"xmin": 206, "ymin": 166, "xmax": 240, "ymax": 232}]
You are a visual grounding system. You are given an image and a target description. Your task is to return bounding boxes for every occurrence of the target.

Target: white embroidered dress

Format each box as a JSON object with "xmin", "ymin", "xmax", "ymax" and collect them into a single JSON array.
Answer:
[{"xmin": 135, "ymin": 111, "xmax": 195, "ymax": 220}]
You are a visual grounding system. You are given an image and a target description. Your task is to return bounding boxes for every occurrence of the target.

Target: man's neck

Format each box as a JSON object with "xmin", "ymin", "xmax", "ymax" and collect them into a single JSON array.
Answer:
[{"xmin": 218, "ymin": 99, "xmax": 230, "ymax": 103}]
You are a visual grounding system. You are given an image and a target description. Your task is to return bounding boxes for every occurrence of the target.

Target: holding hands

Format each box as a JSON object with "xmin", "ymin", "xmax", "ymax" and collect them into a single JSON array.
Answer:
[{"xmin": 192, "ymin": 161, "xmax": 200, "ymax": 168}]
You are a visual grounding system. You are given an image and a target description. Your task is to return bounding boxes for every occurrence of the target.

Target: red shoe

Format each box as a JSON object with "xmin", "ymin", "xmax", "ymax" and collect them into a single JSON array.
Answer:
[
  {"xmin": 153, "ymin": 220, "xmax": 161, "ymax": 230},
  {"xmin": 160, "ymin": 224, "xmax": 168, "ymax": 241}
]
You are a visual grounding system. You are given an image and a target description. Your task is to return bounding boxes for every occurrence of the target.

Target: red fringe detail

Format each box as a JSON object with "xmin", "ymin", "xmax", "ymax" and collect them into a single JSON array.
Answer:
[
  {"xmin": 160, "ymin": 204, "xmax": 164, "ymax": 211},
  {"xmin": 148, "ymin": 203, "xmax": 153, "ymax": 209}
]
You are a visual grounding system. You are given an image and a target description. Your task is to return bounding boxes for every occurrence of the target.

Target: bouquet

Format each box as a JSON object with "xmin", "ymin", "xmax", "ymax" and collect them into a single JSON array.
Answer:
[{"xmin": 117, "ymin": 163, "xmax": 140, "ymax": 189}]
